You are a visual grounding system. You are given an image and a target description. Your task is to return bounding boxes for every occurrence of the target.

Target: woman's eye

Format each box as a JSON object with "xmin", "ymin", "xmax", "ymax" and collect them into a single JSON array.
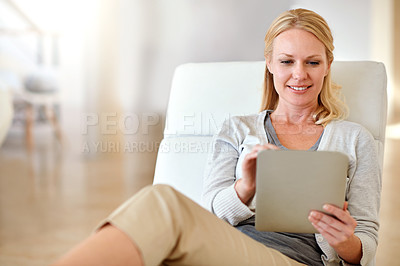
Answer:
[
  {"xmin": 308, "ymin": 61, "xmax": 320, "ymax": 65},
  {"xmin": 280, "ymin": 60, "xmax": 293, "ymax": 64}
]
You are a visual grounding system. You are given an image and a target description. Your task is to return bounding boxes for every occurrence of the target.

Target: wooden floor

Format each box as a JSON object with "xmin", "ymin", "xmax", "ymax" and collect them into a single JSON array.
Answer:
[{"xmin": 0, "ymin": 116, "xmax": 399, "ymax": 266}]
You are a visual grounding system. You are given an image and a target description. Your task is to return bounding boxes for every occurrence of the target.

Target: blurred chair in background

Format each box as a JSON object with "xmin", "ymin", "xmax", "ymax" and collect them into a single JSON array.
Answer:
[
  {"xmin": 0, "ymin": 69, "xmax": 62, "ymax": 151},
  {"xmin": 23, "ymin": 68, "xmax": 62, "ymax": 150},
  {"xmin": 0, "ymin": 0, "xmax": 62, "ymax": 151}
]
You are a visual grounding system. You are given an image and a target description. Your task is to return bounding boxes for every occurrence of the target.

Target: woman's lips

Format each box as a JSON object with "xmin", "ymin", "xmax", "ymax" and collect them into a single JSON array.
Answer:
[{"xmin": 288, "ymin": 85, "xmax": 312, "ymax": 91}]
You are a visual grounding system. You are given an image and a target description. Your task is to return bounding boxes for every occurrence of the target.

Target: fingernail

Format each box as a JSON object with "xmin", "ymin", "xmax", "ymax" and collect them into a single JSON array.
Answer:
[{"xmin": 323, "ymin": 204, "xmax": 330, "ymax": 211}]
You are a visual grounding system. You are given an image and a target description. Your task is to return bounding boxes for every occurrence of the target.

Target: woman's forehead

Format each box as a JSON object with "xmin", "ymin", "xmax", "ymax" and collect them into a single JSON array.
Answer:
[{"xmin": 272, "ymin": 28, "xmax": 326, "ymax": 58}]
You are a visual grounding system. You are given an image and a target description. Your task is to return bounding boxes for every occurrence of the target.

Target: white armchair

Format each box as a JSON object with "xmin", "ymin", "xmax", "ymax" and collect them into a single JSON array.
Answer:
[
  {"xmin": 0, "ymin": 87, "xmax": 13, "ymax": 147},
  {"xmin": 153, "ymin": 61, "xmax": 387, "ymax": 205}
]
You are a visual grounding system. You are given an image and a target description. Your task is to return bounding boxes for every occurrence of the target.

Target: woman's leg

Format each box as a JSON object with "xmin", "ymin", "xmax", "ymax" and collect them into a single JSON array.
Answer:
[
  {"xmin": 52, "ymin": 185, "xmax": 304, "ymax": 266},
  {"xmin": 52, "ymin": 224, "xmax": 143, "ymax": 266}
]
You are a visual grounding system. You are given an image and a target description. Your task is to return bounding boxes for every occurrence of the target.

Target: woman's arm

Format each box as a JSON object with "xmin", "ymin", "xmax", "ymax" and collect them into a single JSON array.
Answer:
[
  {"xmin": 235, "ymin": 144, "xmax": 279, "ymax": 205},
  {"xmin": 201, "ymin": 117, "xmax": 254, "ymax": 225},
  {"xmin": 310, "ymin": 123, "xmax": 382, "ymax": 265},
  {"xmin": 308, "ymin": 203, "xmax": 362, "ymax": 264}
]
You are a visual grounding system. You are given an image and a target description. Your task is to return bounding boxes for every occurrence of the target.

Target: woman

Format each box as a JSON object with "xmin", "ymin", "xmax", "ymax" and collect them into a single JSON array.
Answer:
[{"xmin": 53, "ymin": 8, "xmax": 380, "ymax": 266}]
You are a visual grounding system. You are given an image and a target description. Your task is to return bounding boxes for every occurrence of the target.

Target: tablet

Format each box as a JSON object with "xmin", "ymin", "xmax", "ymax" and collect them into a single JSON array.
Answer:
[{"xmin": 255, "ymin": 150, "xmax": 348, "ymax": 233}]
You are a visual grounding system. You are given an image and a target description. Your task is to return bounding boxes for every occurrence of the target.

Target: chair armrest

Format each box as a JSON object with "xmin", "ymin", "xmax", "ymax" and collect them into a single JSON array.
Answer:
[{"xmin": 153, "ymin": 136, "xmax": 213, "ymax": 205}]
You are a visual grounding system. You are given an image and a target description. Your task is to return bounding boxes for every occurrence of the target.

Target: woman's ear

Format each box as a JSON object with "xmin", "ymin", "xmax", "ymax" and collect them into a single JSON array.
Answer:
[
  {"xmin": 325, "ymin": 59, "xmax": 332, "ymax": 76},
  {"xmin": 265, "ymin": 57, "xmax": 273, "ymax": 74}
]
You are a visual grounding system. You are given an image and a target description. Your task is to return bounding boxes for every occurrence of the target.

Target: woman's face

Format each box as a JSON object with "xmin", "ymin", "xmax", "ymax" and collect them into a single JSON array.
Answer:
[{"xmin": 266, "ymin": 28, "xmax": 330, "ymax": 110}]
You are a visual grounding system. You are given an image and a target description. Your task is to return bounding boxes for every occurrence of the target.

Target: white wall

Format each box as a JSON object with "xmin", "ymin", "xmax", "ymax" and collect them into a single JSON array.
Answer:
[
  {"xmin": 80, "ymin": 0, "xmax": 397, "ymax": 150},
  {"xmin": 291, "ymin": 0, "xmax": 396, "ymax": 122},
  {"xmin": 110, "ymin": 0, "xmax": 383, "ymax": 114},
  {"xmin": 98, "ymin": 0, "xmax": 293, "ymax": 113},
  {"xmin": 2, "ymin": 0, "xmax": 390, "ymax": 117},
  {"xmin": 291, "ymin": 0, "xmax": 372, "ymax": 61}
]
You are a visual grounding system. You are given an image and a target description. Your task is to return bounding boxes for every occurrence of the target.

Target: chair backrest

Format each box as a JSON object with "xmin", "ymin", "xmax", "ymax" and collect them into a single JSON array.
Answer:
[
  {"xmin": 0, "ymin": 88, "xmax": 13, "ymax": 147},
  {"xmin": 154, "ymin": 61, "xmax": 387, "ymax": 204}
]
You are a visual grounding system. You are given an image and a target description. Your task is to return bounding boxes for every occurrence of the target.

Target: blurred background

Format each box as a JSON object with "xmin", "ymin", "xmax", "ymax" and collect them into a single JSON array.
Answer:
[{"xmin": 0, "ymin": 0, "xmax": 399, "ymax": 265}]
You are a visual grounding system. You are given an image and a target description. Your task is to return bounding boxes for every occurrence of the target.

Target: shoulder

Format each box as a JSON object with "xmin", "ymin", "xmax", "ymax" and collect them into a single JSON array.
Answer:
[
  {"xmin": 327, "ymin": 120, "xmax": 372, "ymax": 135},
  {"xmin": 216, "ymin": 111, "xmax": 266, "ymax": 146},
  {"xmin": 328, "ymin": 119, "xmax": 362, "ymax": 130},
  {"xmin": 219, "ymin": 111, "xmax": 266, "ymax": 134},
  {"xmin": 325, "ymin": 120, "xmax": 375, "ymax": 145}
]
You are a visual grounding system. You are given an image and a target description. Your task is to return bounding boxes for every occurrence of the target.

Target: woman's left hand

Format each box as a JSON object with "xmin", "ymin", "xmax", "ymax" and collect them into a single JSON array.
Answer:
[{"xmin": 308, "ymin": 202, "xmax": 362, "ymax": 264}]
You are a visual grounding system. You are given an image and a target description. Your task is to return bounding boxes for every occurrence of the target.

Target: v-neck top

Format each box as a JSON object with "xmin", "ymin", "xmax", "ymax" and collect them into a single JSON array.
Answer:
[{"xmin": 264, "ymin": 110, "xmax": 324, "ymax": 151}]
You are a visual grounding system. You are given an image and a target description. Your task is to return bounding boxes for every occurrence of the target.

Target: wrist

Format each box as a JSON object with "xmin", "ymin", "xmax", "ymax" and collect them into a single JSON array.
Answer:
[
  {"xmin": 234, "ymin": 179, "xmax": 255, "ymax": 205},
  {"xmin": 335, "ymin": 234, "xmax": 362, "ymax": 264}
]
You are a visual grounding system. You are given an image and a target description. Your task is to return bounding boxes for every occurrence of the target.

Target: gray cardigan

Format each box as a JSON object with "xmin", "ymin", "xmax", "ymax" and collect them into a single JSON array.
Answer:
[{"xmin": 202, "ymin": 110, "xmax": 381, "ymax": 266}]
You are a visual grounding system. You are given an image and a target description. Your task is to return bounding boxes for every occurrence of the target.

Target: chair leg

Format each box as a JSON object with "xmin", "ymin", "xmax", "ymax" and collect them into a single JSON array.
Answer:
[
  {"xmin": 25, "ymin": 103, "xmax": 34, "ymax": 151},
  {"xmin": 45, "ymin": 104, "xmax": 63, "ymax": 146}
]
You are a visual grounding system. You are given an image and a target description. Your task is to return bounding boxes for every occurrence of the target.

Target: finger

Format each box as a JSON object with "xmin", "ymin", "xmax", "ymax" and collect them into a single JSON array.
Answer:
[
  {"xmin": 311, "ymin": 222, "xmax": 341, "ymax": 247},
  {"xmin": 312, "ymin": 215, "xmax": 343, "ymax": 235},
  {"xmin": 245, "ymin": 152, "xmax": 258, "ymax": 160},
  {"xmin": 244, "ymin": 145, "xmax": 280, "ymax": 164},
  {"xmin": 311, "ymin": 216, "xmax": 355, "ymax": 248},
  {"xmin": 311, "ymin": 221, "xmax": 337, "ymax": 238},
  {"xmin": 309, "ymin": 211, "xmax": 344, "ymax": 233},
  {"xmin": 323, "ymin": 204, "xmax": 356, "ymax": 226},
  {"xmin": 343, "ymin": 201, "xmax": 348, "ymax": 211},
  {"xmin": 309, "ymin": 210, "xmax": 356, "ymax": 247},
  {"xmin": 261, "ymin": 144, "xmax": 280, "ymax": 150},
  {"xmin": 343, "ymin": 202, "xmax": 351, "ymax": 215},
  {"xmin": 309, "ymin": 210, "xmax": 355, "ymax": 240},
  {"xmin": 309, "ymin": 217, "xmax": 352, "ymax": 246},
  {"xmin": 252, "ymin": 144, "xmax": 280, "ymax": 153}
]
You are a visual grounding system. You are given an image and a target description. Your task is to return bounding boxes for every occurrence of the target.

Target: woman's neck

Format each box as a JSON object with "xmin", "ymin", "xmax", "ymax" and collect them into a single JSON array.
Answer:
[{"xmin": 271, "ymin": 104, "xmax": 318, "ymax": 125}]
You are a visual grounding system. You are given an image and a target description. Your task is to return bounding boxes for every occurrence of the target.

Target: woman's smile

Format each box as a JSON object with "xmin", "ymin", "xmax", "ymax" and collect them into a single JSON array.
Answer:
[{"xmin": 287, "ymin": 85, "xmax": 312, "ymax": 92}]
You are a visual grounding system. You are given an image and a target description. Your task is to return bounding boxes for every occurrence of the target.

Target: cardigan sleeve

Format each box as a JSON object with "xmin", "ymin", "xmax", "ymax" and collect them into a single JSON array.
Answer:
[
  {"xmin": 201, "ymin": 118, "xmax": 255, "ymax": 226},
  {"xmin": 319, "ymin": 122, "xmax": 382, "ymax": 266},
  {"xmin": 347, "ymin": 126, "xmax": 381, "ymax": 265},
  {"xmin": 312, "ymin": 121, "xmax": 381, "ymax": 266}
]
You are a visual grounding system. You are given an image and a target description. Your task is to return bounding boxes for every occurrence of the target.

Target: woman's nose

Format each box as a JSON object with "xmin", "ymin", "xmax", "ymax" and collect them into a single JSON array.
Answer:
[{"xmin": 292, "ymin": 64, "xmax": 307, "ymax": 80}]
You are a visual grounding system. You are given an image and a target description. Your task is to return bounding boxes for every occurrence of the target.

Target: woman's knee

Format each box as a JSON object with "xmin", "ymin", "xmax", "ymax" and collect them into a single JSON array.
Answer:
[
  {"xmin": 152, "ymin": 183, "xmax": 179, "ymax": 194},
  {"xmin": 150, "ymin": 184, "xmax": 191, "ymax": 210}
]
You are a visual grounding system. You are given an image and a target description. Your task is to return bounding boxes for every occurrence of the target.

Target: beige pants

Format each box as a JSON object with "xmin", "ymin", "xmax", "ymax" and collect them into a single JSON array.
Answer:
[{"xmin": 97, "ymin": 184, "xmax": 305, "ymax": 266}]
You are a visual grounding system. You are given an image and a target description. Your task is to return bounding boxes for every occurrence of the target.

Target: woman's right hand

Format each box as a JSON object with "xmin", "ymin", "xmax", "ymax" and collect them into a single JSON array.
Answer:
[{"xmin": 235, "ymin": 144, "xmax": 279, "ymax": 205}]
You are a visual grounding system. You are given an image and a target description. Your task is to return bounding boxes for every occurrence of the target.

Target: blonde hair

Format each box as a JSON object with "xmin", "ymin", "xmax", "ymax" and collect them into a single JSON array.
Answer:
[{"xmin": 261, "ymin": 8, "xmax": 348, "ymax": 126}]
